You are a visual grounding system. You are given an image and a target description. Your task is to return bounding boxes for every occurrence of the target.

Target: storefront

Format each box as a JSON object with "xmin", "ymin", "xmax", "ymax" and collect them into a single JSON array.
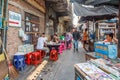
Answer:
[{"xmin": 7, "ymin": 0, "xmax": 45, "ymax": 58}]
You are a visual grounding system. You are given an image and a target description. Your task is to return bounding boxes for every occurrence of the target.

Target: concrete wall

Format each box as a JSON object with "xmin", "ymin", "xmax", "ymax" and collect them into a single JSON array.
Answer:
[{"xmin": 7, "ymin": 0, "xmax": 45, "ymax": 58}]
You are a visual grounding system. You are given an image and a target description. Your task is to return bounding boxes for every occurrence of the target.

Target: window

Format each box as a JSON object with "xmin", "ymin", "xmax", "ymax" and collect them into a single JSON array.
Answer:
[
  {"xmin": 25, "ymin": 12, "xmax": 39, "ymax": 32},
  {"xmin": 25, "ymin": 12, "xmax": 40, "ymax": 48}
]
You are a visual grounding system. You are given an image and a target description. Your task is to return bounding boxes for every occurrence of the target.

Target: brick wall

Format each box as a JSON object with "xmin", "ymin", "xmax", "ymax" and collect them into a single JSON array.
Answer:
[{"xmin": 7, "ymin": 0, "xmax": 45, "ymax": 58}]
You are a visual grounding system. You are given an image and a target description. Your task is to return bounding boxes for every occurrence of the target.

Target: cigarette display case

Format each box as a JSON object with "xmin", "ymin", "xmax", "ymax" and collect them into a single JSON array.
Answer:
[{"xmin": 94, "ymin": 42, "xmax": 117, "ymax": 59}]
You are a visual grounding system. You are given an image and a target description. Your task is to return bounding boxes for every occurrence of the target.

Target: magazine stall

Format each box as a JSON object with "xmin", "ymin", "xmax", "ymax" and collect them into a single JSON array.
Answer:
[
  {"xmin": 77, "ymin": 41, "xmax": 119, "ymax": 80},
  {"xmin": 74, "ymin": 59, "xmax": 120, "ymax": 80}
]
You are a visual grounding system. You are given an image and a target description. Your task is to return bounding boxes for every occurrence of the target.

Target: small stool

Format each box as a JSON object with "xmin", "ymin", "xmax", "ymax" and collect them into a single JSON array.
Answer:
[
  {"xmin": 25, "ymin": 52, "xmax": 32, "ymax": 65},
  {"xmin": 59, "ymin": 44, "xmax": 63, "ymax": 54},
  {"xmin": 31, "ymin": 52, "xmax": 42, "ymax": 66},
  {"xmin": 61, "ymin": 42, "xmax": 66, "ymax": 50},
  {"xmin": 37, "ymin": 50, "xmax": 46, "ymax": 58},
  {"xmin": 50, "ymin": 49, "xmax": 58, "ymax": 61},
  {"xmin": 13, "ymin": 54, "xmax": 26, "ymax": 71},
  {"xmin": 68, "ymin": 43, "xmax": 72, "ymax": 49}
]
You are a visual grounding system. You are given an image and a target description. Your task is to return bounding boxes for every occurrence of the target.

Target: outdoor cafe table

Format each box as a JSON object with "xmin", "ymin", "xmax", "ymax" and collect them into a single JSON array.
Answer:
[{"xmin": 46, "ymin": 43, "xmax": 60, "ymax": 53}]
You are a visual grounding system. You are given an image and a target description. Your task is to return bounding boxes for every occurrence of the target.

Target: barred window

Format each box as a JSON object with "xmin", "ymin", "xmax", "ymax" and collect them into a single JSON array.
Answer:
[{"xmin": 25, "ymin": 12, "xmax": 39, "ymax": 32}]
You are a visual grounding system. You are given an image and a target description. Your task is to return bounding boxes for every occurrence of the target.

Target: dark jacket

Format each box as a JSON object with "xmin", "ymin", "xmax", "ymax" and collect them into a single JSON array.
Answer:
[{"xmin": 73, "ymin": 31, "xmax": 80, "ymax": 41}]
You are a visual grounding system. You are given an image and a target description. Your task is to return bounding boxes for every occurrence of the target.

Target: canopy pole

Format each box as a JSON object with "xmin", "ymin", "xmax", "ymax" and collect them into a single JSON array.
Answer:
[
  {"xmin": 93, "ymin": 18, "xmax": 95, "ymax": 32},
  {"xmin": 93, "ymin": 18, "xmax": 96, "ymax": 41},
  {"xmin": 118, "ymin": 0, "xmax": 120, "ymax": 58}
]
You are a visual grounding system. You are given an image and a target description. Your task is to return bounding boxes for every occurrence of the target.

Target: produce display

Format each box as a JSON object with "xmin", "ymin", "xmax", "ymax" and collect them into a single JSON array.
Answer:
[{"xmin": 94, "ymin": 42, "xmax": 117, "ymax": 59}]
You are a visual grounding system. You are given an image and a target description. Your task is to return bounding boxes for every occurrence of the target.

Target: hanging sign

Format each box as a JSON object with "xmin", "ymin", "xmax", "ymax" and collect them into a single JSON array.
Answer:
[{"xmin": 9, "ymin": 11, "xmax": 21, "ymax": 27}]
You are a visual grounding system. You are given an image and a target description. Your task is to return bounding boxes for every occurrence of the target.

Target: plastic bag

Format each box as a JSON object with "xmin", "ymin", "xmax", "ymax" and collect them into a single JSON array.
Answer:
[
  {"xmin": 78, "ymin": 41, "xmax": 83, "ymax": 48},
  {"xmin": 19, "ymin": 28, "xmax": 24, "ymax": 37}
]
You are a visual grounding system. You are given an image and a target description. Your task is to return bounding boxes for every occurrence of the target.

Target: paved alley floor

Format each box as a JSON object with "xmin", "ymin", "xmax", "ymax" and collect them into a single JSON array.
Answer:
[{"xmin": 37, "ymin": 47, "xmax": 86, "ymax": 80}]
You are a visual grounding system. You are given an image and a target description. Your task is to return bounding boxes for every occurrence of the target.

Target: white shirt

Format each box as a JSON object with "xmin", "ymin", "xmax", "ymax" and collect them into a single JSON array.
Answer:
[{"xmin": 36, "ymin": 37, "xmax": 46, "ymax": 49}]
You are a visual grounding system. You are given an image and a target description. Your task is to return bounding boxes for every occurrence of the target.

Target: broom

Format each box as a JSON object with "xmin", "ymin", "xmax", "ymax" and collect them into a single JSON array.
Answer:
[{"xmin": 0, "ymin": 39, "xmax": 19, "ymax": 79}]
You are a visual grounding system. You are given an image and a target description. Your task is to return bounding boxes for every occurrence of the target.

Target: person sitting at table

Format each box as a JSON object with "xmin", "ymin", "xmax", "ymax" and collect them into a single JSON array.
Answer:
[
  {"xmin": 103, "ymin": 33, "xmax": 118, "ymax": 44},
  {"xmin": 36, "ymin": 33, "xmax": 49, "ymax": 53},
  {"xmin": 53, "ymin": 34, "xmax": 60, "ymax": 44},
  {"xmin": 60, "ymin": 34, "xmax": 65, "ymax": 41}
]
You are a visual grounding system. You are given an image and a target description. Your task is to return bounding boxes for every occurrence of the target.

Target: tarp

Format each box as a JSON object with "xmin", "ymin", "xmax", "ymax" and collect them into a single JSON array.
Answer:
[
  {"xmin": 73, "ymin": 2, "xmax": 118, "ymax": 16},
  {"xmin": 85, "ymin": 0, "xmax": 119, "ymax": 6},
  {"xmin": 78, "ymin": 15, "xmax": 116, "ymax": 23},
  {"xmin": 70, "ymin": 0, "xmax": 87, "ymax": 4}
]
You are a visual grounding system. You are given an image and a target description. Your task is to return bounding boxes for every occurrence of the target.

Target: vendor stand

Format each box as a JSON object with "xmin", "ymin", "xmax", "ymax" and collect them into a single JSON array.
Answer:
[
  {"xmin": 85, "ymin": 41, "xmax": 118, "ymax": 60},
  {"xmin": 74, "ymin": 59, "xmax": 120, "ymax": 80},
  {"xmin": 85, "ymin": 52, "xmax": 96, "ymax": 61}
]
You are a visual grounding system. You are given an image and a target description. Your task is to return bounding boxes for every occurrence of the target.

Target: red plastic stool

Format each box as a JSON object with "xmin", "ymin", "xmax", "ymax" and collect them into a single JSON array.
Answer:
[
  {"xmin": 61, "ymin": 42, "xmax": 66, "ymax": 50},
  {"xmin": 37, "ymin": 50, "xmax": 46, "ymax": 58},
  {"xmin": 25, "ymin": 52, "xmax": 32, "ymax": 65},
  {"xmin": 50, "ymin": 49, "xmax": 58, "ymax": 61},
  {"xmin": 31, "ymin": 52, "xmax": 42, "ymax": 66},
  {"xmin": 68, "ymin": 43, "xmax": 72, "ymax": 49}
]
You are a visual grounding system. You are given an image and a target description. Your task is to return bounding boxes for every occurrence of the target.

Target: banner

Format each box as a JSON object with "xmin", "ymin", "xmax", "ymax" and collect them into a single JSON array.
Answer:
[{"xmin": 9, "ymin": 11, "xmax": 21, "ymax": 27}]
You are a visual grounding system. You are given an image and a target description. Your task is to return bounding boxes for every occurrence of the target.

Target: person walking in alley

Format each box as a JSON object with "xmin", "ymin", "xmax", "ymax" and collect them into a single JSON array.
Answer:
[
  {"xmin": 82, "ymin": 28, "xmax": 88, "ymax": 51},
  {"xmin": 36, "ymin": 33, "xmax": 49, "ymax": 53},
  {"xmin": 72, "ymin": 28, "xmax": 80, "ymax": 52},
  {"xmin": 65, "ymin": 33, "xmax": 71, "ymax": 49}
]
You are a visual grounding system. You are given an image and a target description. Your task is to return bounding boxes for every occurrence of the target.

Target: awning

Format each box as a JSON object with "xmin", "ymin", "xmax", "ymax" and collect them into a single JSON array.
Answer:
[
  {"xmin": 73, "ymin": 2, "xmax": 118, "ymax": 16},
  {"xmin": 70, "ymin": 0, "xmax": 87, "ymax": 4},
  {"xmin": 85, "ymin": 0, "xmax": 119, "ymax": 6},
  {"xmin": 78, "ymin": 14, "xmax": 116, "ymax": 23}
]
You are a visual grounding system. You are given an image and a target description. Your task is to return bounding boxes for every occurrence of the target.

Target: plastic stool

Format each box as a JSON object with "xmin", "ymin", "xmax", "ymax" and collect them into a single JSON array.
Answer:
[
  {"xmin": 68, "ymin": 43, "xmax": 72, "ymax": 49},
  {"xmin": 13, "ymin": 54, "xmax": 26, "ymax": 71},
  {"xmin": 59, "ymin": 44, "xmax": 63, "ymax": 54},
  {"xmin": 37, "ymin": 50, "xmax": 46, "ymax": 58},
  {"xmin": 61, "ymin": 42, "xmax": 66, "ymax": 50},
  {"xmin": 77, "ymin": 77, "xmax": 81, "ymax": 80},
  {"xmin": 31, "ymin": 52, "xmax": 42, "ymax": 66},
  {"xmin": 50, "ymin": 49, "xmax": 58, "ymax": 61},
  {"xmin": 25, "ymin": 52, "xmax": 32, "ymax": 65}
]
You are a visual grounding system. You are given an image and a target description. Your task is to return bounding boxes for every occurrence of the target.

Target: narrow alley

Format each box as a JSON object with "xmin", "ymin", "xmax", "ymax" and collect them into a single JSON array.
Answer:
[
  {"xmin": 1, "ymin": 0, "xmax": 120, "ymax": 80},
  {"xmin": 17, "ymin": 44, "xmax": 86, "ymax": 80},
  {"xmin": 37, "ymin": 47, "xmax": 86, "ymax": 80}
]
